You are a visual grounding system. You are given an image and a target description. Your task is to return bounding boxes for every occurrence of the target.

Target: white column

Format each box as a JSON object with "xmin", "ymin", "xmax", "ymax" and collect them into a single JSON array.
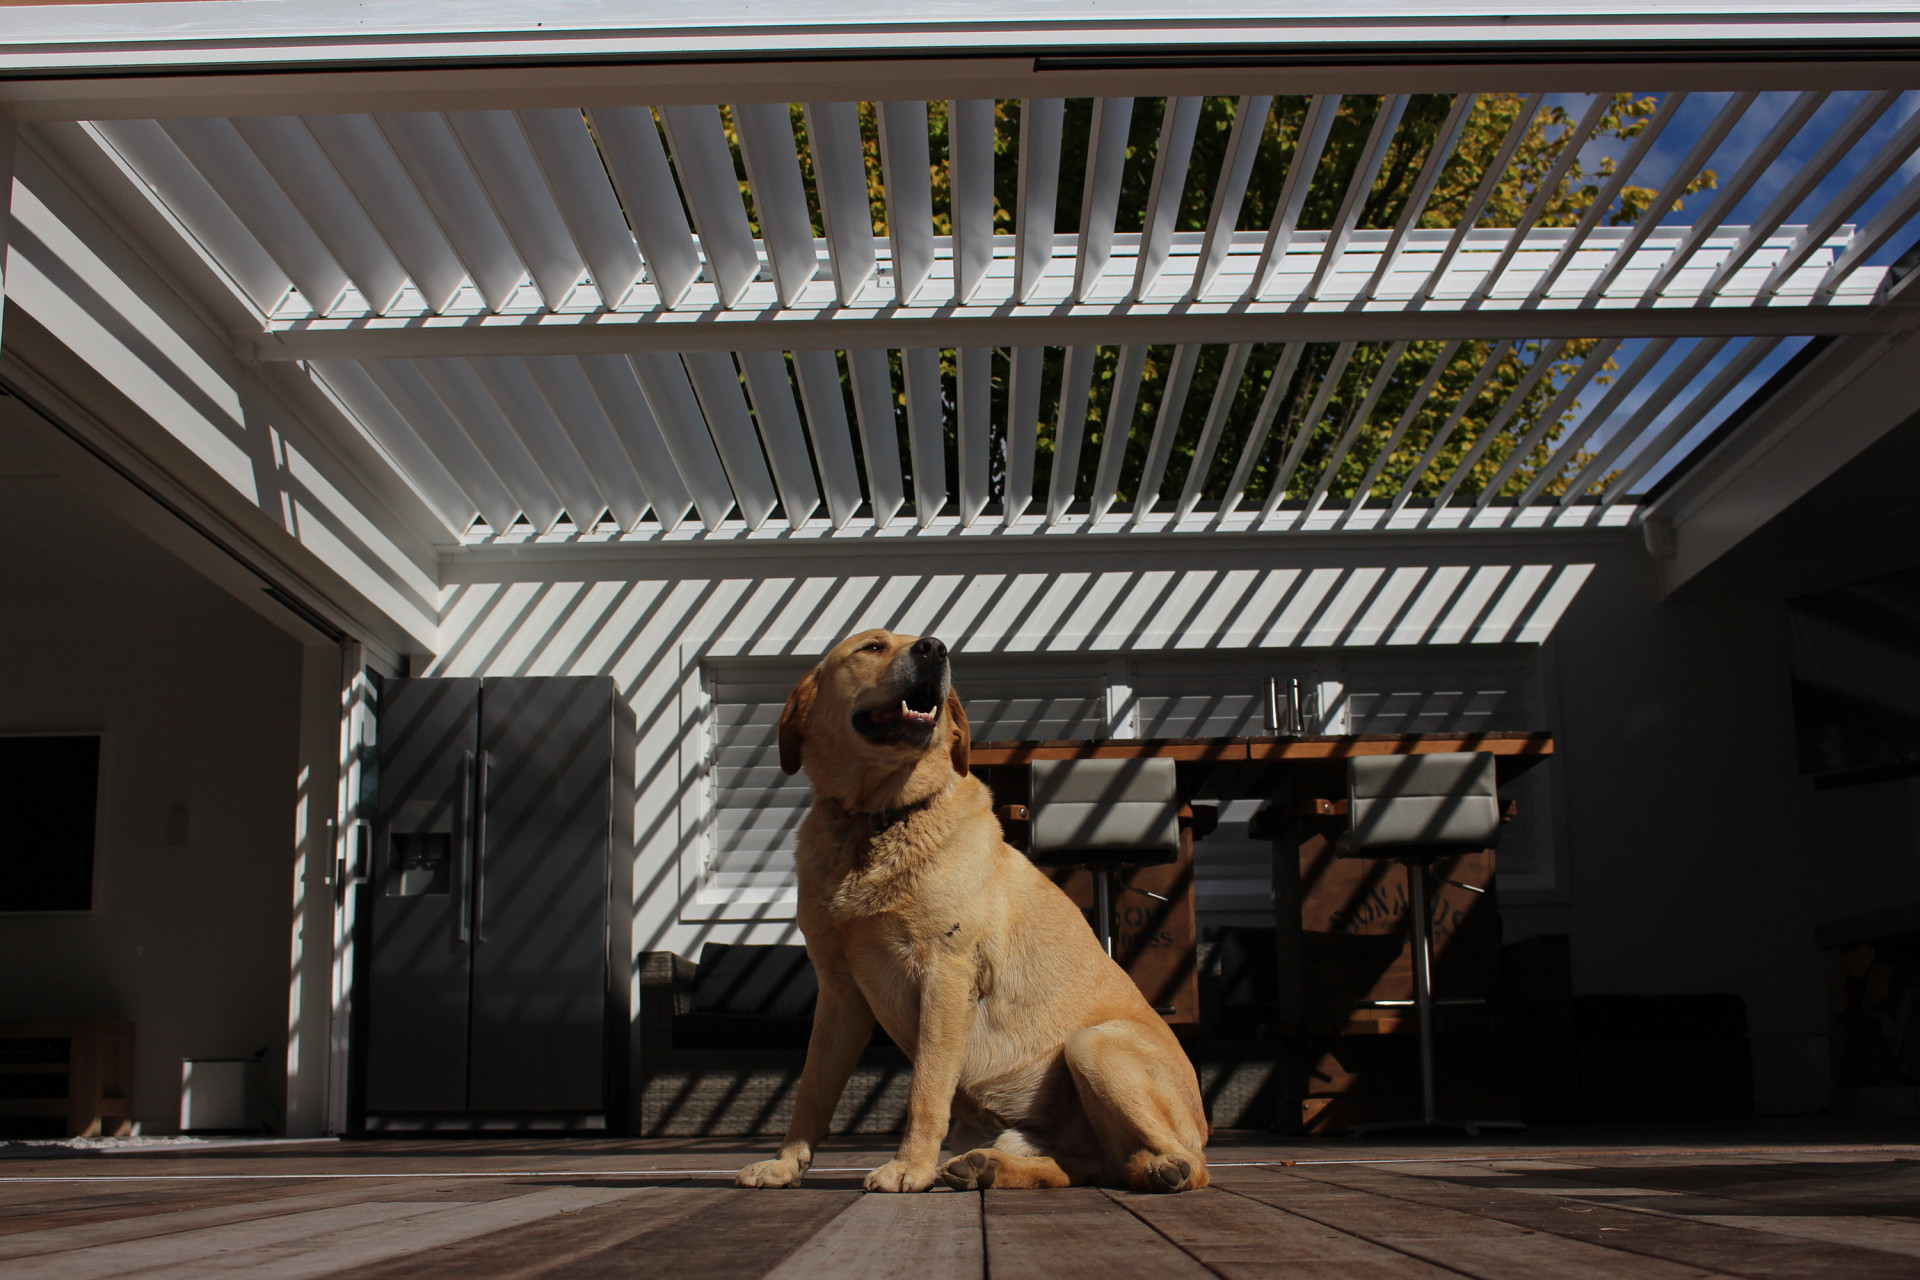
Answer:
[
  {"xmin": 0, "ymin": 111, "xmax": 17, "ymax": 346},
  {"xmin": 285, "ymin": 641, "xmax": 345, "ymax": 1136}
]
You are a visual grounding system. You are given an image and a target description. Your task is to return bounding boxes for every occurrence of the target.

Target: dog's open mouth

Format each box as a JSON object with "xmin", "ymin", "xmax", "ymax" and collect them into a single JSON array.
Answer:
[{"xmin": 852, "ymin": 676, "xmax": 943, "ymax": 744}]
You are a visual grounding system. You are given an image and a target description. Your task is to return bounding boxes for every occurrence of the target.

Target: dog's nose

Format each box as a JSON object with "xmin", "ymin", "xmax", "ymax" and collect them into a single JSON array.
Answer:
[{"xmin": 911, "ymin": 636, "xmax": 947, "ymax": 662}]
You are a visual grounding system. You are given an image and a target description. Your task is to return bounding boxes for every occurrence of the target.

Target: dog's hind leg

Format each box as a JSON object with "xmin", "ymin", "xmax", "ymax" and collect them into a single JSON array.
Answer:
[{"xmin": 1063, "ymin": 1021, "xmax": 1211, "ymax": 1194}]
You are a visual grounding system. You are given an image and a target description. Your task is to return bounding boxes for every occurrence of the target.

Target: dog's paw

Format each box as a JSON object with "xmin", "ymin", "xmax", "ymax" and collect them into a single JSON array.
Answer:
[
  {"xmin": 736, "ymin": 1158, "xmax": 803, "ymax": 1188},
  {"xmin": 938, "ymin": 1149, "xmax": 999, "ymax": 1191},
  {"xmin": 1143, "ymin": 1154, "xmax": 1195, "ymax": 1194},
  {"xmin": 863, "ymin": 1159, "xmax": 936, "ymax": 1193}
]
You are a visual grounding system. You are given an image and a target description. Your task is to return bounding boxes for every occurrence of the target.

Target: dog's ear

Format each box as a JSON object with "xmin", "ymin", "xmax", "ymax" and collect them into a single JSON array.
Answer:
[
  {"xmin": 945, "ymin": 687, "xmax": 970, "ymax": 776},
  {"xmin": 778, "ymin": 670, "xmax": 820, "ymax": 776}
]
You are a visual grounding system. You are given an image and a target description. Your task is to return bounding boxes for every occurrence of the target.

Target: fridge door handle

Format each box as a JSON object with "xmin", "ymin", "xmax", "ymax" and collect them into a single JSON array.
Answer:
[
  {"xmin": 473, "ymin": 748, "xmax": 490, "ymax": 944},
  {"xmin": 454, "ymin": 750, "xmax": 474, "ymax": 945}
]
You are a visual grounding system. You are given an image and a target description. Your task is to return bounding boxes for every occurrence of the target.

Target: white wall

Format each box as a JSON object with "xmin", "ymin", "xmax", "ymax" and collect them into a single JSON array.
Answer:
[
  {"xmin": 425, "ymin": 534, "xmax": 1599, "ymax": 960},
  {"xmin": 0, "ymin": 467, "xmax": 302, "ymax": 1133}
]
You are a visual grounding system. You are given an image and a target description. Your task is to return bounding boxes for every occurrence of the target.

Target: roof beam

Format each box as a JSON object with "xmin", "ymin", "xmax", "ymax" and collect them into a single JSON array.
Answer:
[{"xmin": 259, "ymin": 299, "xmax": 1908, "ymax": 361}]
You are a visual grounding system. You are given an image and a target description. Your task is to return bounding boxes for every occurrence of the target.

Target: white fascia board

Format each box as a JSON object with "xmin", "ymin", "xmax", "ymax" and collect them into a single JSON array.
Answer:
[
  {"xmin": 1651, "ymin": 323, "xmax": 1920, "ymax": 593},
  {"xmin": 6, "ymin": 2, "xmax": 1920, "ymax": 69}
]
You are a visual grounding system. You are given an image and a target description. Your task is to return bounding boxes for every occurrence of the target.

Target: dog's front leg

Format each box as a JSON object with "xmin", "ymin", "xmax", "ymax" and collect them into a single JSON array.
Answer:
[
  {"xmin": 865, "ymin": 960, "xmax": 975, "ymax": 1193},
  {"xmin": 737, "ymin": 967, "xmax": 873, "ymax": 1188}
]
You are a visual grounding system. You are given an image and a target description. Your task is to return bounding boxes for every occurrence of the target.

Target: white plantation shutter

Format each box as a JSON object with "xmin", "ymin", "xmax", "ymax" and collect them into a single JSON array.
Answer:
[{"xmin": 706, "ymin": 669, "xmax": 809, "ymax": 904}]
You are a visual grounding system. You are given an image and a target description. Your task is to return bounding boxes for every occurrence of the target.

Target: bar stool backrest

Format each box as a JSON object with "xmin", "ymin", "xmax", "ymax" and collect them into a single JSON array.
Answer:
[
  {"xmin": 1029, "ymin": 757, "xmax": 1180, "ymax": 865},
  {"xmin": 1344, "ymin": 752, "xmax": 1500, "ymax": 857}
]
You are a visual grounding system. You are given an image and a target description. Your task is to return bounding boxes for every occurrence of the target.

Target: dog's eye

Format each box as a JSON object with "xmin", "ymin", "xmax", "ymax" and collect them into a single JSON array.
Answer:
[{"xmin": 861, "ymin": 642, "xmax": 886, "ymax": 653}]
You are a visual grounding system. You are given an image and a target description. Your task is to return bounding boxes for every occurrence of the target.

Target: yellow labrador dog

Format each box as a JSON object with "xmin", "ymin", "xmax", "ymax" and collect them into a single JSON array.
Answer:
[{"xmin": 735, "ymin": 628, "xmax": 1209, "ymax": 1194}]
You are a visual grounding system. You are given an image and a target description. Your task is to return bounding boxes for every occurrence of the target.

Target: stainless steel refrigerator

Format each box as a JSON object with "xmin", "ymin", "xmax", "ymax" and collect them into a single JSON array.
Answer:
[{"xmin": 362, "ymin": 676, "xmax": 635, "ymax": 1130}]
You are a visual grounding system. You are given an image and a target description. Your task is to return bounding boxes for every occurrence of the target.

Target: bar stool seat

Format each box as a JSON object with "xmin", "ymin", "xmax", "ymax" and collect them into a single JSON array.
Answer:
[{"xmin": 1027, "ymin": 758, "xmax": 1181, "ymax": 955}]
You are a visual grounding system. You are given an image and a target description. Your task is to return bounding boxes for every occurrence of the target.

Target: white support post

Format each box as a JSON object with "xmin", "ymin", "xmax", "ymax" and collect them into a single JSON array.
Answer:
[
  {"xmin": 288, "ymin": 640, "xmax": 344, "ymax": 1138},
  {"xmin": 0, "ymin": 110, "xmax": 13, "ymax": 346},
  {"xmin": 327, "ymin": 648, "xmax": 374, "ymax": 1137}
]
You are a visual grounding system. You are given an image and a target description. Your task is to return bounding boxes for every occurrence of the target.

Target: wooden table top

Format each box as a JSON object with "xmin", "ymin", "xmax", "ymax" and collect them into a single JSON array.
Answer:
[{"xmin": 969, "ymin": 731, "xmax": 1554, "ymax": 767}]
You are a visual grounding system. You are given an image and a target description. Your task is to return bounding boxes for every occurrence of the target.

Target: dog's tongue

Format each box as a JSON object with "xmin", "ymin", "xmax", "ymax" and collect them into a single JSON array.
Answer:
[{"xmin": 868, "ymin": 705, "xmax": 898, "ymax": 724}]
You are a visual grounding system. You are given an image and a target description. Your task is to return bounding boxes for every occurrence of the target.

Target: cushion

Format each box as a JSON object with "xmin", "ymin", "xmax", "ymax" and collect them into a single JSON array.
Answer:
[
  {"xmin": 1030, "ymin": 759, "xmax": 1180, "ymax": 861},
  {"xmin": 1345, "ymin": 752, "xmax": 1500, "ymax": 853},
  {"xmin": 689, "ymin": 944, "xmax": 817, "ymax": 1019}
]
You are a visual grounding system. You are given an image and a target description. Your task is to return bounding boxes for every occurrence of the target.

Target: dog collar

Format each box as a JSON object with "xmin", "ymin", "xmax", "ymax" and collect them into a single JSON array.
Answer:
[{"xmin": 834, "ymin": 797, "xmax": 930, "ymax": 836}]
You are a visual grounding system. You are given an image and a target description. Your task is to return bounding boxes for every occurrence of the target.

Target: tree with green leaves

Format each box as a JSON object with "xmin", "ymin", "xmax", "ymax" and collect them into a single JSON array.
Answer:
[{"xmin": 710, "ymin": 93, "xmax": 1712, "ymax": 521}]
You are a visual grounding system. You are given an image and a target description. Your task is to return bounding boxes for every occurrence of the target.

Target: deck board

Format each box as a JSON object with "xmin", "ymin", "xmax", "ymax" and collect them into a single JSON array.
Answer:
[
  {"xmin": 1284, "ymin": 1162, "xmax": 1920, "ymax": 1280},
  {"xmin": 1229, "ymin": 1167, "xmax": 1736, "ymax": 1279},
  {"xmin": 1107, "ymin": 1184, "xmax": 1458, "ymax": 1279},
  {"xmin": 763, "ymin": 1189, "xmax": 983, "ymax": 1280},
  {"xmin": 335, "ymin": 1186, "xmax": 729, "ymax": 1280},
  {"xmin": 984, "ymin": 1187, "xmax": 1215, "ymax": 1280},
  {"xmin": 1, "ymin": 1128, "xmax": 1915, "ymax": 1278}
]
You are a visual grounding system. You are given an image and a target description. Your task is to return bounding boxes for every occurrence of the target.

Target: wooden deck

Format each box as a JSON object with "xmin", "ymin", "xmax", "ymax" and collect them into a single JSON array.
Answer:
[{"xmin": 4, "ymin": 1123, "xmax": 1919, "ymax": 1278}]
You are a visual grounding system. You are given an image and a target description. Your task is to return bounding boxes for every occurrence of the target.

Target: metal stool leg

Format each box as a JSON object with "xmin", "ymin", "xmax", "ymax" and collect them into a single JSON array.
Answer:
[
  {"xmin": 1352, "ymin": 857, "xmax": 1527, "ymax": 1138},
  {"xmin": 1095, "ymin": 866, "xmax": 1114, "ymax": 957},
  {"xmin": 1410, "ymin": 858, "xmax": 1439, "ymax": 1127}
]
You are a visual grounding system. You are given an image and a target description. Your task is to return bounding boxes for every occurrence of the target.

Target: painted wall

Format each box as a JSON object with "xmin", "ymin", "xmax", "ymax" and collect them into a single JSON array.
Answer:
[{"xmin": 0, "ymin": 467, "xmax": 302, "ymax": 1133}]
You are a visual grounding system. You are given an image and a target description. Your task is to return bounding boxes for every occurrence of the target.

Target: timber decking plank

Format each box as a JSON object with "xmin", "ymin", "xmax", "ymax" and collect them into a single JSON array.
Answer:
[
  {"xmin": 762, "ymin": 1189, "xmax": 983, "ymax": 1280},
  {"xmin": 1106, "ymin": 1185, "xmax": 1456, "ymax": 1279},
  {"xmin": 0, "ymin": 1178, "xmax": 367, "ymax": 1236},
  {"xmin": 329, "ymin": 1186, "xmax": 727, "ymax": 1280},
  {"xmin": 1291, "ymin": 1163, "xmax": 1920, "ymax": 1280},
  {"xmin": 147, "ymin": 1186, "xmax": 645, "ymax": 1280},
  {"xmin": 9, "ymin": 1186, "xmax": 639, "ymax": 1280},
  {"xmin": 1230, "ymin": 1168, "xmax": 1728, "ymax": 1280},
  {"xmin": 536, "ymin": 1187, "xmax": 862, "ymax": 1280},
  {"xmin": 983, "ymin": 1187, "xmax": 1214, "ymax": 1280},
  {"xmin": 1686, "ymin": 1213, "xmax": 1920, "ymax": 1260},
  {"xmin": 0, "ymin": 1177, "xmax": 469, "ymax": 1259}
]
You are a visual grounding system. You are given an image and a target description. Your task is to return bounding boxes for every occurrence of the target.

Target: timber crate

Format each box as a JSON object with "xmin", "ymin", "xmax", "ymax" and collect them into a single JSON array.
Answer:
[{"xmin": 0, "ymin": 1019, "xmax": 134, "ymax": 1138}]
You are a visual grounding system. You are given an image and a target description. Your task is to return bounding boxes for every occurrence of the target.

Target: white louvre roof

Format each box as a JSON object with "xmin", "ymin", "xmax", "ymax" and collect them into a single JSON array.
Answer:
[{"xmin": 11, "ymin": 5, "xmax": 1920, "ymax": 551}]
